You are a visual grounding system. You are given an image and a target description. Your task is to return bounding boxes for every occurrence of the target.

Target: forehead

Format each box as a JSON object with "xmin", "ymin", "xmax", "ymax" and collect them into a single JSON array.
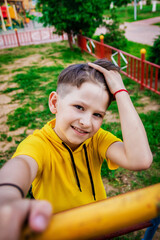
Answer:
[{"xmin": 58, "ymin": 82, "xmax": 110, "ymax": 110}]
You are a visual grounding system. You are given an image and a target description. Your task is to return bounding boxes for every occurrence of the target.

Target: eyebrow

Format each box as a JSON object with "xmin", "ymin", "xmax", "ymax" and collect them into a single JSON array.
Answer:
[{"xmin": 74, "ymin": 101, "xmax": 106, "ymax": 116}]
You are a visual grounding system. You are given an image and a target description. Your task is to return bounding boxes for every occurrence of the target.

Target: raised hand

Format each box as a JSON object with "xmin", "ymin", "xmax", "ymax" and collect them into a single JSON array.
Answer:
[{"xmin": 88, "ymin": 62, "xmax": 126, "ymax": 94}]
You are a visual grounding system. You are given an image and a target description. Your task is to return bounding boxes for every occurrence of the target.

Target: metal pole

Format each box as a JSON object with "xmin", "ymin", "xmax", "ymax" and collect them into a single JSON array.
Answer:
[
  {"xmin": 21, "ymin": 183, "xmax": 160, "ymax": 240},
  {"xmin": 134, "ymin": 0, "xmax": 137, "ymax": 21}
]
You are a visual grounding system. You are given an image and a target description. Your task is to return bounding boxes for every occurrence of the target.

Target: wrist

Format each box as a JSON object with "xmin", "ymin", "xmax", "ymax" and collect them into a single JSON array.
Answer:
[
  {"xmin": 113, "ymin": 89, "xmax": 128, "ymax": 97},
  {"xmin": 0, "ymin": 186, "xmax": 23, "ymax": 205}
]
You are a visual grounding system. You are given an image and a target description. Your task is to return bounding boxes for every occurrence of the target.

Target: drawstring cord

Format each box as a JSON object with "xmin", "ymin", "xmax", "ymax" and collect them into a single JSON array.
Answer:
[
  {"xmin": 62, "ymin": 142, "xmax": 96, "ymax": 201},
  {"xmin": 62, "ymin": 142, "xmax": 82, "ymax": 192},
  {"xmin": 83, "ymin": 144, "xmax": 96, "ymax": 201}
]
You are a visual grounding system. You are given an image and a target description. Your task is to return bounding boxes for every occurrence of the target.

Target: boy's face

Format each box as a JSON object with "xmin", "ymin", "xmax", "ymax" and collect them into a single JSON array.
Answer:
[{"xmin": 50, "ymin": 82, "xmax": 110, "ymax": 151}]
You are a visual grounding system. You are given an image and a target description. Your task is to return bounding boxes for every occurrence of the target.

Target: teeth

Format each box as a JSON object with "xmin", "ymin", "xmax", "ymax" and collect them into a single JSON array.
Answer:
[{"xmin": 72, "ymin": 126, "xmax": 87, "ymax": 134}]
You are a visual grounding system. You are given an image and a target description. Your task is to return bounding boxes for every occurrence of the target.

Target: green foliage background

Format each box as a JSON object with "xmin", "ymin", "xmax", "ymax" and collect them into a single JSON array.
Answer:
[
  {"xmin": 37, "ymin": 0, "xmax": 106, "ymax": 37},
  {"xmin": 149, "ymin": 34, "xmax": 160, "ymax": 65}
]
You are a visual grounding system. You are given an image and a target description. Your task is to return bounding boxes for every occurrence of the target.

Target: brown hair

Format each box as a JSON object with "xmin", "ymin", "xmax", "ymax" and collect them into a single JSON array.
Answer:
[{"xmin": 57, "ymin": 58, "xmax": 120, "ymax": 106}]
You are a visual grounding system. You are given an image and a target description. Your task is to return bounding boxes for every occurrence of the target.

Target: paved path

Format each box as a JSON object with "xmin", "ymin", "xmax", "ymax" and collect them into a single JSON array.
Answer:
[{"xmin": 95, "ymin": 17, "xmax": 160, "ymax": 46}]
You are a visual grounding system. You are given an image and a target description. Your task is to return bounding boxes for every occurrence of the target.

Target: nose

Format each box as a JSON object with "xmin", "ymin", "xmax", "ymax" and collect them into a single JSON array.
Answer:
[{"xmin": 79, "ymin": 113, "xmax": 91, "ymax": 127}]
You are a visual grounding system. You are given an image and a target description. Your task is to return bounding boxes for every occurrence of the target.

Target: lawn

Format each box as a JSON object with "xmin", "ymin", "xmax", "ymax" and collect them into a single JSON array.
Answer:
[
  {"xmin": 0, "ymin": 41, "xmax": 160, "ymax": 239},
  {"xmin": 153, "ymin": 22, "xmax": 160, "ymax": 26},
  {"xmin": 104, "ymin": 4, "xmax": 160, "ymax": 23}
]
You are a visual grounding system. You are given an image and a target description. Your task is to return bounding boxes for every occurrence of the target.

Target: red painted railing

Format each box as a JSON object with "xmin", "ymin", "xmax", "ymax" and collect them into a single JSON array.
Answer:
[
  {"xmin": 77, "ymin": 35, "xmax": 160, "ymax": 95},
  {"xmin": 0, "ymin": 28, "xmax": 67, "ymax": 49}
]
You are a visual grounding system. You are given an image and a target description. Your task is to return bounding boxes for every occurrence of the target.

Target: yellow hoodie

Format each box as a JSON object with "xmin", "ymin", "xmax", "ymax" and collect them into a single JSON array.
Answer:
[{"xmin": 12, "ymin": 119, "xmax": 120, "ymax": 213}]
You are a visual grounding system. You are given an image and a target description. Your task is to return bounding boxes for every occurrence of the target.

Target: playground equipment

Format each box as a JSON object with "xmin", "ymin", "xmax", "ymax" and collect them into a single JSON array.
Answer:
[
  {"xmin": 0, "ymin": 1, "xmax": 25, "ymax": 31},
  {"xmin": 22, "ymin": 183, "xmax": 160, "ymax": 240}
]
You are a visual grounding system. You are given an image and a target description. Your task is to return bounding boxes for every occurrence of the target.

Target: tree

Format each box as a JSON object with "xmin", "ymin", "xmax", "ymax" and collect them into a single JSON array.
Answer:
[
  {"xmin": 37, "ymin": 0, "xmax": 106, "ymax": 49},
  {"xmin": 113, "ymin": 0, "xmax": 131, "ymax": 7},
  {"xmin": 146, "ymin": 0, "xmax": 151, "ymax": 5},
  {"xmin": 103, "ymin": 8, "xmax": 127, "ymax": 49}
]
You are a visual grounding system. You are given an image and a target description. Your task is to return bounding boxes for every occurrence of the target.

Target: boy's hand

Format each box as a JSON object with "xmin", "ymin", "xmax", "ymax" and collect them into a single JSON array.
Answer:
[
  {"xmin": 88, "ymin": 62, "xmax": 125, "ymax": 94},
  {"xmin": 0, "ymin": 199, "xmax": 52, "ymax": 240}
]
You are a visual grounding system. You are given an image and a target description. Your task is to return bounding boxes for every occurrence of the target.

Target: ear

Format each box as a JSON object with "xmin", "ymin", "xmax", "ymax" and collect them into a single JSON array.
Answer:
[{"xmin": 49, "ymin": 91, "xmax": 58, "ymax": 114}]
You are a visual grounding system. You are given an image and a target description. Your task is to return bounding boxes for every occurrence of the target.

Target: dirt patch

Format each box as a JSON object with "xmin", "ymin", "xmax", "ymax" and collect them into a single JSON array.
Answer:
[
  {"xmin": 0, "ymin": 72, "xmax": 22, "ymax": 82},
  {"xmin": 0, "ymin": 124, "xmax": 9, "ymax": 133},
  {"xmin": 3, "ymin": 54, "xmax": 42, "ymax": 72},
  {"xmin": 39, "ymin": 58, "xmax": 55, "ymax": 67},
  {"xmin": 0, "ymin": 82, "xmax": 8, "ymax": 91},
  {"xmin": 26, "ymin": 129, "xmax": 34, "ymax": 135},
  {"xmin": 104, "ymin": 111, "xmax": 119, "ymax": 123},
  {"xmin": 8, "ymin": 89, "xmax": 24, "ymax": 96},
  {"xmin": 53, "ymin": 58, "xmax": 65, "ymax": 66},
  {"xmin": 0, "ymin": 103, "xmax": 19, "ymax": 118},
  {"xmin": 0, "ymin": 140, "xmax": 16, "ymax": 152},
  {"xmin": 102, "ymin": 177, "xmax": 119, "ymax": 195},
  {"xmin": 136, "ymin": 96, "xmax": 159, "ymax": 113},
  {"xmin": 49, "ymin": 52, "xmax": 61, "ymax": 58},
  {"xmin": 0, "ymin": 82, "xmax": 19, "ymax": 91},
  {"xmin": 0, "ymin": 94, "xmax": 11, "ymax": 104},
  {"xmin": 0, "ymin": 115, "xmax": 7, "ymax": 124},
  {"xmin": 8, "ymin": 127, "xmax": 27, "ymax": 137}
]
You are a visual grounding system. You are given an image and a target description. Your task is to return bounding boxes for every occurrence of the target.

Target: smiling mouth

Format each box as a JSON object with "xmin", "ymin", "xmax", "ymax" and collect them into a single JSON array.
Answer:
[{"xmin": 71, "ymin": 126, "xmax": 89, "ymax": 134}]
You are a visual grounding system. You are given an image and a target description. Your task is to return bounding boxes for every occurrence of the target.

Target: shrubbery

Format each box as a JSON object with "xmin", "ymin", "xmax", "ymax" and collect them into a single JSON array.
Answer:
[
  {"xmin": 93, "ymin": 8, "xmax": 127, "ymax": 49},
  {"xmin": 149, "ymin": 35, "xmax": 160, "ymax": 65}
]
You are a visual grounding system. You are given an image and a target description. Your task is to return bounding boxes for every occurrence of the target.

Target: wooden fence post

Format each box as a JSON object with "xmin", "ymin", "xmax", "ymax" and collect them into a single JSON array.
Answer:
[
  {"xmin": 14, "ymin": 28, "xmax": 20, "ymax": 46},
  {"xmin": 100, "ymin": 34, "xmax": 104, "ymax": 59},
  {"xmin": 79, "ymin": 30, "xmax": 83, "ymax": 53},
  {"xmin": 140, "ymin": 48, "xmax": 146, "ymax": 90}
]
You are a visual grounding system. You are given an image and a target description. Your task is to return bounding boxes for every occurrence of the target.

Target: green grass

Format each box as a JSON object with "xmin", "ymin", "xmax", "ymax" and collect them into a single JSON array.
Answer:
[
  {"xmin": 121, "ymin": 40, "xmax": 152, "ymax": 59},
  {"xmin": 104, "ymin": 4, "xmax": 160, "ymax": 23},
  {"xmin": 0, "ymin": 47, "xmax": 39, "ymax": 68},
  {"xmin": 153, "ymin": 22, "xmax": 160, "ymax": 26}
]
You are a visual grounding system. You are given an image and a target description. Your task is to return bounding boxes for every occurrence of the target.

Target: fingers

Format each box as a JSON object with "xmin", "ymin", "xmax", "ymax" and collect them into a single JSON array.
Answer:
[
  {"xmin": 88, "ymin": 62, "xmax": 125, "ymax": 94},
  {"xmin": 88, "ymin": 62, "xmax": 107, "ymax": 74},
  {"xmin": 0, "ymin": 199, "xmax": 53, "ymax": 240},
  {"xmin": 29, "ymin": 200, "xmax": 53, "ymax": 232},
  {"xmin": 0, "ymin": 200, "xmax": 31, "ymax": 240},
  {"xmin": 88, "ymin": 62, "xmax": 119, "ymax": 78}
]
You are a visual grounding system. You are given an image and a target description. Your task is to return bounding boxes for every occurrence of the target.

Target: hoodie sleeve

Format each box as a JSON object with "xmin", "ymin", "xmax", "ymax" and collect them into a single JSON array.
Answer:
[
  {"xmin": 12, "ymin": 130, "xmax": 46, "ymax": 175},
  {"xmin": 96, "ymin": 128, "xmax": 122, "ymax": 170}
]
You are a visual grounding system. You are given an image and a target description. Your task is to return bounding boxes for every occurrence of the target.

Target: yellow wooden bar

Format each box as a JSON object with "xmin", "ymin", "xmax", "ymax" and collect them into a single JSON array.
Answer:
[{"xmin": 22, "ymin": 183, "xmax": 160, "ymax": 240}]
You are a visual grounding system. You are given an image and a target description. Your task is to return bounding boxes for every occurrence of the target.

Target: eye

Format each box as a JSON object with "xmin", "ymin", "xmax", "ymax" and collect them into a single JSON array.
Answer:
[
  {"xmin": 74, "ymin": 105, "xmax": 84, "ymax": 111},
  {"xmin": 93, "ymin": 113, "xmax": 103, "ymax": 118}
]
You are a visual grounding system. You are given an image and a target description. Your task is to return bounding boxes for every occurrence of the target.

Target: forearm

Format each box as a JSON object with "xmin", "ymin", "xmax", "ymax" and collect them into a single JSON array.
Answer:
[
  {"xmin": 116, "ymin": 91, "xmax": 153, "ymax": 169},
  {"xmin": 0, "ymin": 157, "xmax": 36, "ymax": 204},
  {"xmin": 0, "ymin": 158, "xmax": 51, "ymax": 239}
]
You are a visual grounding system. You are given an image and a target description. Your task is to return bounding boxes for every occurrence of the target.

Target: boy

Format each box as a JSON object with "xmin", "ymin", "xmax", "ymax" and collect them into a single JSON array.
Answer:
[{"xmin": 0, "ymin": 59, "xmax": 152, "ymax": 240}]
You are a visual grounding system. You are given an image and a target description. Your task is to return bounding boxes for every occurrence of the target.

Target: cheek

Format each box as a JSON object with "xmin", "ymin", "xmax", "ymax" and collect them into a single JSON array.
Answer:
[
  {"xmin": 92, "ymin": 119, "xmax": 103, "ymax": 131},
  {"xmin": 61, "ymin": 108, "xmax": 78, "ymax": 122}
]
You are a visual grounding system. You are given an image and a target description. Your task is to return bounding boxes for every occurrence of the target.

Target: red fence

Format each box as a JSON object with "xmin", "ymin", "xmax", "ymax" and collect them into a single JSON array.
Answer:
[
  {"xmin": 0, "ymin": 28, "xmax": 67, "ymax": 49},
  {"xmin": 77, "ymin": 35, "xmax": 160, "ymax": 95}
]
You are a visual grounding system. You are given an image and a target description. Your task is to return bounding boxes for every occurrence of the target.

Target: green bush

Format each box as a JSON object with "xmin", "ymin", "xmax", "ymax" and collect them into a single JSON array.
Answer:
[
  {"xmin": 146, "ymin": 0, "xmax": 151, "ymax": 5},
  {"xmin": 103, "ymin": 8, "xmax": 127, "ymax": 49},
  {"xmin": 149, "ymin": 35, "xmax": 160, "ymax": 65}
]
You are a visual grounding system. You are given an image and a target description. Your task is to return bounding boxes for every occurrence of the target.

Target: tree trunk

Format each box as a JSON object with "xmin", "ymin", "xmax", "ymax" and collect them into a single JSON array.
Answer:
[{"xmin": 67, "ymin": 32, "xmax": 73, "ymax": 50}]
